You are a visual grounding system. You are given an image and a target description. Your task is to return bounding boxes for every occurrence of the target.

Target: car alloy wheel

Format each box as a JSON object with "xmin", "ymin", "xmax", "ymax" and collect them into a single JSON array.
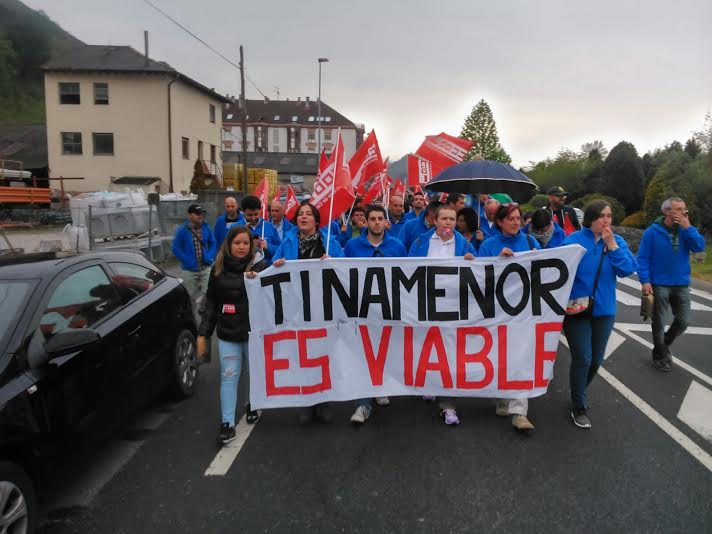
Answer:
[
  {"xmin": 172, "ymin": 329, "xmax": 198, "ymax": 398},
  {"xmin": 0, "ymin": 463, "xmax": 35, "ymax": 534}
]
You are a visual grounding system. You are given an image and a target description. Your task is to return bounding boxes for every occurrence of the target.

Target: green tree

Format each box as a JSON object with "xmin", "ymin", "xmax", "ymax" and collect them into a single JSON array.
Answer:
[
  {"xmin": 642, "ymin": 151, "xmax": 695, "ymax": 225},
  {"xmin": 460, "ymin": 99, "xmax": 512, "ymax": 163},
  {"xmin": 600, "ymin": 141, "xmax": 645, "ymax": 213},
  {"xmin": 684, "ymin": 138, "xmax": 702, "ymax": 159},
  {"xmin": 570, "ymin": 194, "xmax": 626, "ymax": 225}
]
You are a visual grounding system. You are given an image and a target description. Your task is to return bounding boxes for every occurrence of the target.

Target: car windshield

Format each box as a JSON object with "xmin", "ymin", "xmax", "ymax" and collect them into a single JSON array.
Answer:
[{"xmin": 0, "ymin": 280, "xmax": 34, "ymax": 351}]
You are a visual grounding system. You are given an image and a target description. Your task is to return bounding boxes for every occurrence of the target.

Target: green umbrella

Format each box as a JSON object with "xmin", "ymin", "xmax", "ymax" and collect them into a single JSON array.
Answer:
[{"xmin": 489, "ymin": 193, "xmax": 513, "ymax": 204}]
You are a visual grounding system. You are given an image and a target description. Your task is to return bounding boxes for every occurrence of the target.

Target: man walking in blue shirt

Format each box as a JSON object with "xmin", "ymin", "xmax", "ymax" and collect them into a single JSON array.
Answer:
[
  {"xmin": 637, "ymin": 197, "xmax": 706, "ymax": 372},
  {"xmin": 345, "ymin": 205, "xmax": 406, "ymax": 424}
]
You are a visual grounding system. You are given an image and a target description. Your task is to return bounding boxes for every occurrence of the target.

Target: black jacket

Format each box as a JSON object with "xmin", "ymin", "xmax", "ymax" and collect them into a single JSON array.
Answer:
[{"xmin": 198, "ymin": 258, "xmax": 267, "ymax": 341}]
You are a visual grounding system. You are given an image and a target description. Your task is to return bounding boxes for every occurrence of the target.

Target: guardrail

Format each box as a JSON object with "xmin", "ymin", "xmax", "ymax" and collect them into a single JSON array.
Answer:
[{"xmin": 0, "ymin": 186, "xmax": 51, "ymax": 204}]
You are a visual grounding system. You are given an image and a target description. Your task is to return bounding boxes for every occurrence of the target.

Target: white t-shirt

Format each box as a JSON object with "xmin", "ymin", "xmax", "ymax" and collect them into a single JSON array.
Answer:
[{"xmin": 428, "ymin": 233, "xmax": 456, "ymax": 258}]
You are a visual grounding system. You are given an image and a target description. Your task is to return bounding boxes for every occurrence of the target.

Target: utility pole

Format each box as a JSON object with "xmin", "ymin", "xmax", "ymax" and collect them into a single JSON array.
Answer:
[
  {"xmin": 317, "ymin": 58, "xmax": 329, "ymax": 160},
  {"xmin": 239, "ymin": 45, "xmax": 248, "ymax": 193}
]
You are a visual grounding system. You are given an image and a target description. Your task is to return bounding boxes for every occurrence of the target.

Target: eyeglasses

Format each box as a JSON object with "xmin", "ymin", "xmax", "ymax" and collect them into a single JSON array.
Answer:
[{"xmin": 669, "ymin": 207, "xmax": 689, "ymax": 214}]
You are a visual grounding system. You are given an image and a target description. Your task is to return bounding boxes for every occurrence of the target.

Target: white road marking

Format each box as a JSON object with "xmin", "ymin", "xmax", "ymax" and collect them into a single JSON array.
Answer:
[
  {"xmin": 604, "ymin": 330, "xmax": 626, "ymax": 360},
  {"xmin": 615, "ymin": 289, "xmax": 640, "ymax": 306},
  {"xmin": 204, "ymin": 415, "xmax": 256, "ymax": 476},
  {"xmin": 613, "ymin": 325, "xmax": 712, "ymax": 388},
  {"xmin": 677, "ymin": 381, "xmax": 712, "ymax": 443},
  {"xmin": 559, "ymin": 337, "xmax": 712, "ymax": 473},
  {"xmin": 616, "ymin": 278, "xmax": 712, "ymax": 311},
  {"xmin": 615, "ymin": 323, "xmax": 712, "ymax": 336}
]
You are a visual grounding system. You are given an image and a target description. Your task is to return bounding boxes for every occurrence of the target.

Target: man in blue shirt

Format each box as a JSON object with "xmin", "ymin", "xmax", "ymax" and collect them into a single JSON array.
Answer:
[
  {"xmin": 346, "ymin": 205, "xmax": 406, "ymax": 424},
  {"xmin": 241, "ymin": 195, "xmax": 281, "ymax": 265},
  {"xmin": 404, "ymin": 190, "xmax": 426, "ymax": 221},
  {"xmin": 387, "ymin": 195, "xmax": 408, "ymax": 239},
  {"xmin": 637, "ymin": 196, "xmax": 706, "ymax": 372},
  {"xmin": 400, "ymin": 200, "xmax": 442, "ymax": 252},
  {"xmin": 172, "ymin": 204, "xmax": 217, "ymax": 317},
  {"xmin": 213, "ymin": 196, "xmax": 245, "ymax": 246},
  {"xmin": 269, "ymin": 198, "xmax": 294, "ymax": 241}
]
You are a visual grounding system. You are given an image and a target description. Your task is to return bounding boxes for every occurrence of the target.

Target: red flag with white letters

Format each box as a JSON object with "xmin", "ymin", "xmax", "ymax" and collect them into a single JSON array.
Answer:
[
  {"xmin": 348, "ymin": 130, "xmax": 383, "ymax": 192},
  {"xmin": 415, "ymin": 132, "xmax": 473, "ymax": 176},
  {"xmin": 407, "ymin": 154, "xmax": 433, "ymax": 187},
  {"xmin": 312, "ymin": 132, "xmax": 355, "ymax": 227},
  {"xmin": 284, "ymin": 185, "xmax": 299, "ymax": 221}
]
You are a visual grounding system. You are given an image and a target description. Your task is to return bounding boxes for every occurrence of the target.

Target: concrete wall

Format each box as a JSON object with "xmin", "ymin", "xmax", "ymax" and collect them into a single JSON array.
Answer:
[{"xmin": 169, "ymin": 81, "xmax": 224, "ymax": 193}]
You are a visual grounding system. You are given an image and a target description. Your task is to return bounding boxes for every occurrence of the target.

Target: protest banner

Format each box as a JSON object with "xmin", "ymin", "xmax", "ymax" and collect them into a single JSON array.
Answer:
[{"xmin": 245, "ymin": 246, "xmax": 585, "ymax": 409}]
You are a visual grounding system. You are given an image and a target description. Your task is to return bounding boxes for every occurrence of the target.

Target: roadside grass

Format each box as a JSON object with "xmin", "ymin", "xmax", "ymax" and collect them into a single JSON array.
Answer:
[{"xmin": 691, "ymin": 245, "xmax": 712, "ymax": 283}]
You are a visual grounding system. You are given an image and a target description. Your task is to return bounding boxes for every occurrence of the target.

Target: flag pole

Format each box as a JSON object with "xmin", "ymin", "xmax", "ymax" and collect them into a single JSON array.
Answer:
[{"xmin": 325, "ymin": 128, "xmax": 341, "ymax": 255}]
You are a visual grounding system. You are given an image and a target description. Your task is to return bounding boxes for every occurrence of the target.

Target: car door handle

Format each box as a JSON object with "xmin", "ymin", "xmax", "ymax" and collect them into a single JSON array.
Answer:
[{"xmin": 128, "ymin": 325, "xmax": 142, "ymax": 336}]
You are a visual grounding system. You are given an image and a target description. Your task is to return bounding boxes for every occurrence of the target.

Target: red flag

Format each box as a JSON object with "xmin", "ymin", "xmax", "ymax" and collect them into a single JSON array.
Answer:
[
  {"xmin": 348, "ymin": 130, "xmax": 383, "ymax": 191},
  {"xmin": 362, "ymin": 172, "xmax": 389, "ymax": 205},
  {"xmin": 319, "ymin": 149, "xmax": 329, "ymax": 174},
  {"xmin": 391, "ymin": 179, "xmax": 406, "ymax": 199},
  {"xmin": 284, "ymin": 185, "xmax": 299, "ymax": 221},
  {"xmin": 311, "ymin": 133, "xmax": 355, "ymax": 227},
  {"xmin": 407, "ymin": 154, "xmax": 433, "ymax": 188},
  {"xmin": 415, "ymin": 132, "xmax": 473, "ymax": 176},
  {"xmin": 252, "ymin": 176, "xmax": 269, "ymax": 219}
]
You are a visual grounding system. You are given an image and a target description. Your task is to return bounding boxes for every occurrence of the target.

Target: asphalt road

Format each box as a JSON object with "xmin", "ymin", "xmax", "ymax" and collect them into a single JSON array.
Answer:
[{"xmin": 38, "ymin": 272, "xmax": 712, "ymax": 534}]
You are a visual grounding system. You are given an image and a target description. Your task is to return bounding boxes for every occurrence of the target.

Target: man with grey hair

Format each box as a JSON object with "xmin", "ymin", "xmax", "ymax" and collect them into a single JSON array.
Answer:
[
  {"xmin": 637, "ymin": 196, "xmax": 705, "ymax": 372},
  {"xmin": 480, "ymin": 198, "xmax": 501, "ymax": 239}
]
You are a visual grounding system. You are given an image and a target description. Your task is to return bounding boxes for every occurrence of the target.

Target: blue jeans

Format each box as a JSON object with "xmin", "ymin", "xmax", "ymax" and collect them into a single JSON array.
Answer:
[
  {"xmin": 651, "ymin": 285, "xmax": 691, "ymax": 359},
  {"xmin": 356, "ymin": 398, "xmax": 373, "ymax": 409},
  {"xmin": 218, "ymin": 338, "xmax": 249, "ymax": 427},
  {"xmin": 563, "ymin": 315, "xmax": 615, "ymax": 411}
]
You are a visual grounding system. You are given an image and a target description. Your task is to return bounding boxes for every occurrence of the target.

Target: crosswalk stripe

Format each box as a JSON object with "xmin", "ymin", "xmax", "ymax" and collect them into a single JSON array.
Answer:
[
  {"xmin": 613, "ymin": 326, "xmax": 712, "ymax": 388},
  {"xmin": 559, "ymin": 336, "xmax": 712, "ymax": 473},
  {"xmin": 204, "ymin": 415, "xmax": 256, "ymax": 476}
]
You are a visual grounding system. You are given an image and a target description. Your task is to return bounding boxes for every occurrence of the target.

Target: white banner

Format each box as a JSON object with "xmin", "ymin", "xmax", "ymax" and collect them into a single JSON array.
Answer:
[{"xmin": 246, "ymin": 246, "xmax": 585, "ymax": 409}]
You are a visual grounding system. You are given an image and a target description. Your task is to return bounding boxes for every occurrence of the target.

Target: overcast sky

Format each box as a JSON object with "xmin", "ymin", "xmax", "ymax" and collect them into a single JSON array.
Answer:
[{"xmin": 24, "ymin": 0, "xmax": 712, "ymax": 167}]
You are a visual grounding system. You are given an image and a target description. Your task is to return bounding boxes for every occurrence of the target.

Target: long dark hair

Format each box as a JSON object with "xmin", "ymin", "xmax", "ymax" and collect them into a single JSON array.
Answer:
[
  {"xmin": 457, "ymin": 207, "xmax": 479, "ymax": 233},
  {"xmin": 214, "ymin": 225, "xmax": 255, "ymax": 276}
]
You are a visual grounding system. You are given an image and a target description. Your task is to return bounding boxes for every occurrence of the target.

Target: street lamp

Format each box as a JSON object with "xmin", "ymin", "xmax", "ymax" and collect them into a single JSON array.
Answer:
[{"xmin": 317, "ymin": 57, "xmax": 329, "ymax": 158}]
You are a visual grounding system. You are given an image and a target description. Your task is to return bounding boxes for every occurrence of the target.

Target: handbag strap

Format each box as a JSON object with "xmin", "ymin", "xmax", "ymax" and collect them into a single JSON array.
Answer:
[{"xmin": 591, "ymin": 243, "xmax": 607, "ymax": 296}]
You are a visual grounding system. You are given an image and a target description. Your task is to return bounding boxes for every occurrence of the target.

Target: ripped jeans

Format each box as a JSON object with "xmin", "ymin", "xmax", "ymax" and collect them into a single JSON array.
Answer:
[{"xmin": 218, "ymin": 338, "xmax": 250, "ymax": 427}]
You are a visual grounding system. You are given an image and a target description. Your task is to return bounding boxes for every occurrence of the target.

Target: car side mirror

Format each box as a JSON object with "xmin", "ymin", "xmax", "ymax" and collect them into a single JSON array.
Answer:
[{"xmin": 45, "ymin": 329, "xmax": 100, "ymax": 358}]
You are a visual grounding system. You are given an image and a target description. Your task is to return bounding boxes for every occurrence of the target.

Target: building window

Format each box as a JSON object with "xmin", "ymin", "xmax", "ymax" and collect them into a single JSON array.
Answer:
[
  {"xmin": 324, "ymin": 129, "xmax": 332, "ymax": 141},
  {"xmin": 92, "ymin": 133, "xmax": 114, "ymax": 156},
  {"xmin": 307, "ymin": 130, "xmax": 315, "ymax": 141},
  {"xmin": 182, "ymin": 137, "xmax": 189, "ymax": 159},
  {"xmin": 61, "ymin": 132, "xmax": 82, "ymax": 155},
  {"xmin": 94, "ymin": 83, "xmax": 109, "ymax": 105},
  {"xmin": 59, "ymin": 82, "xmax": 80, "ymax": 105},
  {"xmin": 198, "ymin": 141, "xmax": 204, "ymax": 160},
  {"xmin": 209, "ymin": 104, "xmax": 216, "ymax": 123},
  {"xmin": 210, "ymin": 144, "xmax": 216, "ymax": 163}
]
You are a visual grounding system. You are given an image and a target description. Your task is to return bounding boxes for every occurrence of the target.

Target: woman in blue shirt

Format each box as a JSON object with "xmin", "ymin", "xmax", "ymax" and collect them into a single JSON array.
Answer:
[
  {"xmin": 562, "ymin": 200, "xmax": 637, "ymax": 429},
  {"xmin": 478, "ymin": 203, "xmax": 540, "ymax": 433}
]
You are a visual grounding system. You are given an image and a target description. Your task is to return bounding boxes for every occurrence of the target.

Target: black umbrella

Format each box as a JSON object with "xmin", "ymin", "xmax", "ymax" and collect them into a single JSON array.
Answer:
[{"xmin": 425, "ymin": 160, "xmax": 538, "ymax": 197}]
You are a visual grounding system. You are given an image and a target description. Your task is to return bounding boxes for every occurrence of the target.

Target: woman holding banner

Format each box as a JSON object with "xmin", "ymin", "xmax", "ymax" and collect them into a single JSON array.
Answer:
[
  {"xmin": 562, "ymin": 201, "xmax": 637, "ymax": 429},
  {"xmin": 409, "ymin": 204, "xmax": 476, "ymax": 426},
  {"xmin": 478, "ymin": 203, "xmax": 540, "ymax": 433},
  {"xmin": 272, "ymin": 201, "xmax": 344, "ymax": 424},
  {"xmin": 197, "ymin": 226, "xmax": 268, "ymax": 446}
]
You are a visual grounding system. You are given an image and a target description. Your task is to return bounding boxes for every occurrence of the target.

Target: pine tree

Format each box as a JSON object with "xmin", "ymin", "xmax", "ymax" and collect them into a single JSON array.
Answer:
[{"xmin": 459, "ymin": 99, "xmax": 512, "ymax": 164}]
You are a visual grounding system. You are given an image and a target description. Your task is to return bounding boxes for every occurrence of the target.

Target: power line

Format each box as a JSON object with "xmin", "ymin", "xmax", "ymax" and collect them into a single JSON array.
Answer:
[{"xmin": 143, "ymin": 0, "xmax": 267, "ymax": 98}]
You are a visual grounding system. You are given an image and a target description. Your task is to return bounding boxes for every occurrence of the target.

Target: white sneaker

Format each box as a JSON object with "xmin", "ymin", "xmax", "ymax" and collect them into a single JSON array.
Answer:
[
  {"xmin": 375, "ymin": 397, "xmax": 390, "ymax": 406},
  {"xmin": 350, "ymin": 405, "xmax": 371, "ymax": 424},
  {"xmin": 495, "ymin": 399, "xmax": 509, "ymax": 417}
]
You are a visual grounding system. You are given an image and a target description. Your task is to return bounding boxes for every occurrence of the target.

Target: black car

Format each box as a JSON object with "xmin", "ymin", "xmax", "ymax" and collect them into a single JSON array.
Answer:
[{"xmin": 0, "ymin": 250, "xmax": 199, "ymax": 533}]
